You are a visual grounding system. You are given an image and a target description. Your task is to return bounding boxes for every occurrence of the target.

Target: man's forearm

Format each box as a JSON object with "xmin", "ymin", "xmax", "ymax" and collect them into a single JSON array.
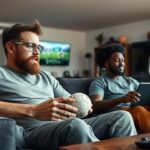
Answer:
[
  {"xmin": 93, "ymin": 98, "xmax": 121, "ymax": 112},
  {"xmin": 0, "ymin": 101, "xmax": 34, "ymax": 119}
]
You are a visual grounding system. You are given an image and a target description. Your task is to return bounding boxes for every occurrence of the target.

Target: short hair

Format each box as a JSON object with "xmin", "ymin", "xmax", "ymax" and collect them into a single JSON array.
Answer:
[
  {"xmin": 2, "ymin": 20, "xmax": 42, "ymax": 56},
  {"xmin": 96, "ymin": 43, "xmax": 125, "ymax": 68}
]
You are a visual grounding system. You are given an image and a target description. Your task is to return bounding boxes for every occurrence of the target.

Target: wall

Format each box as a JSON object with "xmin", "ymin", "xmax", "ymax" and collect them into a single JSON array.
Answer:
[
  {"xmin": 0, "ymin": 19, "xmax": 150, "ymax": 77},
  {"xmin": 85, "ymin": 19, "xmax": 150, "ymax": 75},
  {"xmin": 0, "ymin": 26, "xmax": 87, "ymax": 77},
  {"xmin": 40, "ymin": 27, "xmax": 86, "ymax": 77}
]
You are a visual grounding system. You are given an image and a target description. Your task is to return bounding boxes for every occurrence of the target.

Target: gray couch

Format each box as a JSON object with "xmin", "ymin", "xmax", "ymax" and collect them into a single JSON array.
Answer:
[
  {"xmin": 0, "ymin": 77, "xmax": 95, "ymax": 150},
  {"xmin": 0, "ymin": 117, "xmax": 16, "ymax": 150},
  {"xmin": 0, "ymin": 117, "xmax": 30, "ymax": 150},
  {"xmin": 1, "ymin": 77, "xmax": 149, "ymax": 149},
  {"xmin": 57, "ymin": 77, "xmax": 95, "ymax": 95}
]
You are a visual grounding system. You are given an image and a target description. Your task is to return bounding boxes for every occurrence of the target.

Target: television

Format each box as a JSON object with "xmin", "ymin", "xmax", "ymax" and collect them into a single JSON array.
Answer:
[
  {"xmin": 130, "ymin": 41, "xmax": 150, "ymax": 76},
  {"xmin": 39, "ymin": 41, "xmax": 71, "ymax": 65}
]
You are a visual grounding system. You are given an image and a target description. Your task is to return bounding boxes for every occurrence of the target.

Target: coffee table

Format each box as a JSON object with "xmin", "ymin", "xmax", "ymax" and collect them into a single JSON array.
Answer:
[{"xmin": 60, "ymin": 133, "xmax": 150, "ymax": 150}]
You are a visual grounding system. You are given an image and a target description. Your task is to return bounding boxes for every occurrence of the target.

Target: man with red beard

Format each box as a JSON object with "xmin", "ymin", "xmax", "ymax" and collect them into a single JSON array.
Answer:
[
  {"xmin": 89, "ymin": 43, "xmax": 150, "ymax": 133},
  {"xmin": 0, "ymin": 21, "xmax": 137, "ymax": 150}
]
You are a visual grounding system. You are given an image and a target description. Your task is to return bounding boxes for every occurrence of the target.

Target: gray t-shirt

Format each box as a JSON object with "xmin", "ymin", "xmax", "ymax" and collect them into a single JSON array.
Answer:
[
  {"xmin": 0, "ymin": 66, "xmax": 70, "ymax": 130},
  {"xmin": 89, "ymin": 75, "xmax": 139, "ymax": 111}
]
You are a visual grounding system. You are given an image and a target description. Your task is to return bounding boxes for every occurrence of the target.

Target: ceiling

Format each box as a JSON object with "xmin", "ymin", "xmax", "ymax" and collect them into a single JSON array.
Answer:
[{"xmin": 0, "ymin": 0, "xmax": 150, "ymax": 31}]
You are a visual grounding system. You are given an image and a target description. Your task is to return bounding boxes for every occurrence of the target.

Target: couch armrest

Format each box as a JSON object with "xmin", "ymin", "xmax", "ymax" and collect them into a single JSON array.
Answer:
[{"xmin": 0, "ymin": 117, "xmax": 16, "ymax": 150}]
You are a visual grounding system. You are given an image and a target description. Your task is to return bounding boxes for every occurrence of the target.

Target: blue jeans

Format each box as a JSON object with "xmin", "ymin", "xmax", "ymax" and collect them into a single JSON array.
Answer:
[{"xmin": 24, "ymin": 110, "xmax": 137, "ymax": 150}]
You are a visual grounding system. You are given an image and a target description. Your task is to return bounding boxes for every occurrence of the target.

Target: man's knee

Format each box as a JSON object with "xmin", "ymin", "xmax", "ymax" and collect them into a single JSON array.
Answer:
[
  {"xmin": 133, "ymin": 106, "xmax": 147, "ymax": 114},
  {"xmin": 117, "ymin": 110, "xmax": 133, "ymax": 121},
  {"xmin": 113, "ymin": 110, "xmax": 135, "ymax": 126},
  {"xmin": 64, "ymin": 118, "xmax": 98, "ymax": 143},
  {"xmin": 112, "ymin": 110, "xmax": 137, "ymax": 136},
  {"xmin": 68, "ymin": 118, "xmax": 91, "ymax": 133}
]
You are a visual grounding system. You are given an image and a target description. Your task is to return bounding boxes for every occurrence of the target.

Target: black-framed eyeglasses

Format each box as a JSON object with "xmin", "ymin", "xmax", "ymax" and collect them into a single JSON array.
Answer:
[{"xmin": 12, "ymin": 41, "xmax": 44, "ymax": 53}]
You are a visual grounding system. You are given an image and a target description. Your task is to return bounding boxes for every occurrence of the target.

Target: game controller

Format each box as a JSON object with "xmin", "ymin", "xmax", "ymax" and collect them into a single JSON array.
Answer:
[{"xmin": 135, "ymin": 137, "xmax": 150, "ymax": 148}]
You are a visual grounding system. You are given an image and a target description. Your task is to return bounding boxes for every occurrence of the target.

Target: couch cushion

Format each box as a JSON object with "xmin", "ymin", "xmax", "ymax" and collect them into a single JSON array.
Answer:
[{"xmin": 57, "ymin": 78, "xmax": 95, "ymax": 95}]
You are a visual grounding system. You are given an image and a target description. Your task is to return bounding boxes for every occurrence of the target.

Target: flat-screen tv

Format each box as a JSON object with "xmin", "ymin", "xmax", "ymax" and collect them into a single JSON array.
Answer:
[{"xmin": 39, "ymin": 41, "xmax": 71, "ymax": 65}]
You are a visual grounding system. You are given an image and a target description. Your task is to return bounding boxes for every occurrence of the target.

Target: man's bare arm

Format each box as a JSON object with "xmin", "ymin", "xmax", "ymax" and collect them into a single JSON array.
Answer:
[
  {"xmin": 90, "ymin": 95, "xmax": 121, "ymax": 112},
  {"xmin": 0, "ymin": 101, "xmax": 34, "ymax": 118},
  {"xmin": 90, "ymin": 91, "xmax": 140, "ymax": 113},
  {"xmin": 0, "ymin": 97, "xmax": 78, "ymax": 121}
]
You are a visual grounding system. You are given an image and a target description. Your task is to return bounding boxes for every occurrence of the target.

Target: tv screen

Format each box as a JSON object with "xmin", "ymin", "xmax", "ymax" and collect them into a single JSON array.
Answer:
[{"xmin": 39, "ymin": 41, "xmax": 71, "ymax": 65}]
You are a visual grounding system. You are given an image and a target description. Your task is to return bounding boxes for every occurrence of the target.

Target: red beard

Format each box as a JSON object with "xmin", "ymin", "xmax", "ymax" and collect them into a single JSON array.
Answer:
[{"xmin": 15, "ymin": 55, "xmax": 40, "ymax": 75}]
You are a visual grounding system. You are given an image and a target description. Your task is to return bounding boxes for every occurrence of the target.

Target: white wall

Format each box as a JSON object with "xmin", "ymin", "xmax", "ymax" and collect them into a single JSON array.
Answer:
[
  {"xmin": 85, "ymin": 19, "xmax": 150, "ymax": 75},
  {"xmin": 40, "ymin": 27, "xmax": 86, "ymax": 77},
  {"xmin": 0, "ymin": 19, "xmax": 150, "ymax": 77},
  {"xmin": 0, "ymin": 26, "xmax": 87, "ymax": 77}
]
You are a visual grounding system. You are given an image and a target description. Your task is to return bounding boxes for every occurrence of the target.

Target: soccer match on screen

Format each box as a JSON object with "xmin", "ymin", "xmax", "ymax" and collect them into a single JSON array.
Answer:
[{"xmin": 40, "ymin": 41, "xmax": 71, "ymax": 65}]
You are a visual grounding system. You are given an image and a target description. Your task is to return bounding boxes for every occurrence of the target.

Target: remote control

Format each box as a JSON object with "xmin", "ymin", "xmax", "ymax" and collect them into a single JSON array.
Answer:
[{"xmin": 135, "ymin": 137, "xmax": 150, "ymax": 148}]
